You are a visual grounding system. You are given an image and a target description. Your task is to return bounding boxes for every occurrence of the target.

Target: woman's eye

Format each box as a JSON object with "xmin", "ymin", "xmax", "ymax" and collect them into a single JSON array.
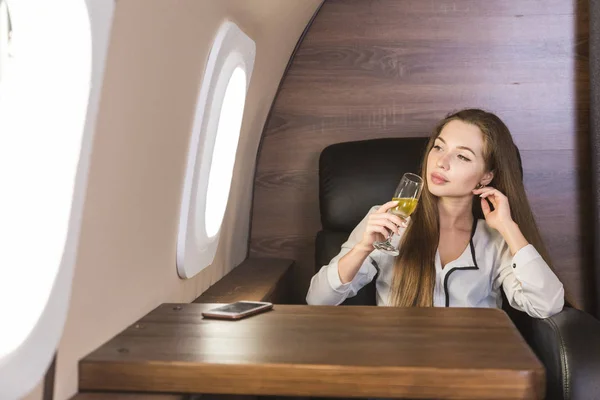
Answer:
[
  {"xmin": 458, "ymin": 155, "xmax": 471, "ymax": 162},
  {"xmin": 433, "ymin": 145, "xmax": 442, "ymax": 150}
]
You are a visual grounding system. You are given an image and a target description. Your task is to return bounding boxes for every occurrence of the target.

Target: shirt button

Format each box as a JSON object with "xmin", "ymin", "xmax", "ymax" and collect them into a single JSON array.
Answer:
[{"xmin": 512, "ymin": 263, "xmax": 516, "ymax": 268}]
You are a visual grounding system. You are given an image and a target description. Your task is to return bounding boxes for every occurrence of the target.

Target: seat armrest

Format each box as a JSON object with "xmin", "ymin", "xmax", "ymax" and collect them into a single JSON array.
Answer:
[{"xmin": 512, "ymin": 307, "xmax": 600, "ymax": 400}]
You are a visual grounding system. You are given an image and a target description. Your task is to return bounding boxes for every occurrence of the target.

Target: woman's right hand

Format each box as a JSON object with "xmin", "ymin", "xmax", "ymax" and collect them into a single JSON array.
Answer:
[{"xmin": 357, "ymin": 201, "xmax": 409, "ymax": 251}]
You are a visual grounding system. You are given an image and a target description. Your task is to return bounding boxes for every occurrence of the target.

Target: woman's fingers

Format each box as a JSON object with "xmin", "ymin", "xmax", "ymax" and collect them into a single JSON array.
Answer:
[
  {"xmin": 376, "ymin": 200, "xmax": 400, "ymax": 214},
  {"xmin": 480, "ymin": 197, "xmax": 491, "ymax": 215},
  {"xmin": 369, "ymin": 219, "xmax": 400, "ymax": 235},
  {"xmin": 480, "ymin": 189, "xmax": 497, "ymax": 198},
  {"xmin": 367, "ymin": 225, "xmax": 391, "ymax": 238},
  {"xmin": 475, "ymin": 188, "xmax": 507, "ymax": 205},
  {"xmin": 372, "ymin": 213, "xmax": 407, "ymax": 228},
  {"xmin": 480, "ymin": 189, "xmax": 507, "ymax": 208},
  {"xmin": 475, "ymin": 187, "xmax": 506, "ymax": 199},
  {"xmin": 487, "ymin": 194, "xmax": 498, "ymax": 208},
  {"xmin": 386, "ymin": 213, "xmax": 408, "ymax": 227},
  {"xmin": 368, "ymin": 203, "xmax": 411, "ymax": 238}
]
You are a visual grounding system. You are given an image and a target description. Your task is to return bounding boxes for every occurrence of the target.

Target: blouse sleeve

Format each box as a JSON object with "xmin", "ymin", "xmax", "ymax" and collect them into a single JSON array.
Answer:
[
  {"xmin": 306, "ymin": 206, "xmax": 380, "ymax": 305},
  {"xmin": 493, "ymin": 239, "xmax": 564, "ymax": 319}
]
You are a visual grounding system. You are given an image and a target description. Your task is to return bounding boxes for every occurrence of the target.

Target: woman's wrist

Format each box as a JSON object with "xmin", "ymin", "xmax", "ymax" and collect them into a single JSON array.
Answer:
[
  {"xmin": 354, "ymin": 241, "xmax": 374, "ymax": 253},
  {"xmin": 498, "ymin": 220, "xmax": 529, "ymax": 255},
  {"xmin": 337, "ymin": 242, "xmax": 374, "ymax": 284}
]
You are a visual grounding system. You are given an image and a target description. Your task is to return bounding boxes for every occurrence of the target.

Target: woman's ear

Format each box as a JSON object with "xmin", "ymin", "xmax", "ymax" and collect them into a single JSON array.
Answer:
[{"xmin": 482, "ymin": 170, "xmax": 494, "ymax": 186}]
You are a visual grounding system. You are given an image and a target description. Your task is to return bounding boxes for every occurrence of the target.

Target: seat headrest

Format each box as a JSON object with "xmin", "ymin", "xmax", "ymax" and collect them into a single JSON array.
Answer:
[{"xmin": 319, "ymin": 138, "xmax": 429, "ymax": 232}]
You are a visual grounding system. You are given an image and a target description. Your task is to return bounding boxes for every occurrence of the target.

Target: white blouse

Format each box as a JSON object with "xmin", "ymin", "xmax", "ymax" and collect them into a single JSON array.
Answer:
[{"xmin": 306, "ymin": 206, "xmax": 565, "ymax": 319}]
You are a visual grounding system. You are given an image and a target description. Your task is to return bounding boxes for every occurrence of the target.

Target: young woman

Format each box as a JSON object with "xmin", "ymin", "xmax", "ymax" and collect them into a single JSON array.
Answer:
[{"xmin": 306, "ymin": 109, "xmax": 565, "ymax": 319}]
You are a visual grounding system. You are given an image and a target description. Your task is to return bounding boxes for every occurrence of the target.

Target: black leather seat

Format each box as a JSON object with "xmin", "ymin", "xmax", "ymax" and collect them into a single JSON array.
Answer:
[{"xmin": 315, "ymin": 137, "xmax": 600, "ymax": 400}]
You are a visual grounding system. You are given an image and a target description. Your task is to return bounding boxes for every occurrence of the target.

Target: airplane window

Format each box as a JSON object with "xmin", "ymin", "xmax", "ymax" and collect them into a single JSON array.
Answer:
[
  {"xmin": 0, "ymin": 0, "xmax": 95, "ymax": 397},
  {"xmin": 177, "ymin": 21, "xmax": 255, "ymax": 279},
  {"xmin": 204, "ymin": 66, "xmax": 246, "ymax": 237}
]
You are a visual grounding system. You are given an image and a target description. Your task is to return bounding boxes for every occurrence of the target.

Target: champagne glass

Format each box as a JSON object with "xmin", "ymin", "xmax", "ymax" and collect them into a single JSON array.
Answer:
[{"xmin": 373, "ymin": 173, "xmax": 423, "ymax": 256}]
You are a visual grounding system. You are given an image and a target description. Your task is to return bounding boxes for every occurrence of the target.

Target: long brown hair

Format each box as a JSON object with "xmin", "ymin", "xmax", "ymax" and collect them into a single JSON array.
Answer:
[{"xmin": 388, "ymin": 108, "xmax": 572, "ymax": 308}]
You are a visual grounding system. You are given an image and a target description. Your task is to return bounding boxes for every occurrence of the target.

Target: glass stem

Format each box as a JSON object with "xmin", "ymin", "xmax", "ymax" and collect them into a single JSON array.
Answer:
[
  {"xmin": 385, "ymin": 218, "xmax": 405, "ymax": 243},
  {"xmin": 388, "ymin": 232, "xmax": 394, "ymax": 244},
  {"xmin": 385, "ymin": 229, "xmax": 394, "ymax": 243}
]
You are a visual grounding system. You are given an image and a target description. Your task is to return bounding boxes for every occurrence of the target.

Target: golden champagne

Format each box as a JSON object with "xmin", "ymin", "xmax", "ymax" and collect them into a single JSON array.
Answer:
[{"xmin": 391, "ymin": 197, "xmax": 418, "ymax": 218}]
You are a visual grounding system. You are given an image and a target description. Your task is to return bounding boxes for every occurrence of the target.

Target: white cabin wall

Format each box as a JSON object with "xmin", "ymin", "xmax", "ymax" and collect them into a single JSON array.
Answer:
[{"xmin": 22, "ymin": 0, "xmax": 322, "ymax": 399}]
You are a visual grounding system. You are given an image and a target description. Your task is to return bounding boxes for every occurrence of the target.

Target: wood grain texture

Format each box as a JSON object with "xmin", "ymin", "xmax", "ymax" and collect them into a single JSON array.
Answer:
[
  {"xmin": 69, "ymin": 393, "xmax": 255, "ymax": 400},
  {"xmin": 69, "ymin": 394, "xmax": 184, "ymax": 400},
  {"xmin": 79, "ymin": 304, "xmax": 544, "ymax": 399},
  {"xmin": 193, "ymin": 258, "xmax": 294, "ymax": 304},
  {"xmin": 250, "ymin": 0, "xmax": 591, "ymax": 307},
  {"xmin": 69, "ymin": 394, "xmax": 250, "ymax": 400}
]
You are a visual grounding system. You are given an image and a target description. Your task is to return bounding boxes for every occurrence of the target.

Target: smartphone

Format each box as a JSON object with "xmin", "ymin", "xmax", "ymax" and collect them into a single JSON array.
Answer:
[{"xmin": 201, "ymin": 301, "xmax": 273, "ymax": 320}]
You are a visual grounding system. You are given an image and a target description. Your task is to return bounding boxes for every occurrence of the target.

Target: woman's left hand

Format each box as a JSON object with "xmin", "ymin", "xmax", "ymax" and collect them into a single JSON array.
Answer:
[{"xmin": 472, "ymin": 187, "xmax": 514, "ymax": 232}]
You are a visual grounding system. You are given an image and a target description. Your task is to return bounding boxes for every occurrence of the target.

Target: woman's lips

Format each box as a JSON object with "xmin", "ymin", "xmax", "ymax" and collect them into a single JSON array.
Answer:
[{"xmin": 430, "ymin": 173, "xmax": 448, "ymax": 185}]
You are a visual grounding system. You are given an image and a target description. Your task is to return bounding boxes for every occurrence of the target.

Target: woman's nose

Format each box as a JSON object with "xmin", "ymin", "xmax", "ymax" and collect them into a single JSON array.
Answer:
[{"xmin": 436, "ymin": 154, "xmax": 449, "ymax": 169}]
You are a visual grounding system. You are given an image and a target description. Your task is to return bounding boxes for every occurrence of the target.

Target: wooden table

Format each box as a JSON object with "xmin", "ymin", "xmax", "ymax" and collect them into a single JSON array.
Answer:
[{"xmin": 80, "ymin": 304, "xmax": 545, "ymax": 399}]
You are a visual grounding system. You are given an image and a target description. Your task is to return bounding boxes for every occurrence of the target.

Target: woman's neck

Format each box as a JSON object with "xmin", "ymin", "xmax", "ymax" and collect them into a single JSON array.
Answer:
[{"xmin": 437, "ymin": 196, "xmax": 473, "ymax": 231}]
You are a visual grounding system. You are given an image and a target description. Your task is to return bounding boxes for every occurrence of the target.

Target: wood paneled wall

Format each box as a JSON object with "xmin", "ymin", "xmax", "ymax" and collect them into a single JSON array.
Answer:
[{"xmin": 250, "ymin": 0, "xmax": 592, "ymax": 307}]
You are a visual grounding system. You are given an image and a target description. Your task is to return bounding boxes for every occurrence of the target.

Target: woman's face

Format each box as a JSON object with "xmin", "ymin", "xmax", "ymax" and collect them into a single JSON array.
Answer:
[{"xmin": 426, "ymin": 119, "xmax": 493, "ymax": 198}]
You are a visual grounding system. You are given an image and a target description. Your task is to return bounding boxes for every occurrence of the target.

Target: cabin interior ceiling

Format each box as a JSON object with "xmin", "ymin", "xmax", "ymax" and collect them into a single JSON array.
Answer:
[{"xmin": 23, "ymin": 1, "xmax": 322, "ymax": 399}]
